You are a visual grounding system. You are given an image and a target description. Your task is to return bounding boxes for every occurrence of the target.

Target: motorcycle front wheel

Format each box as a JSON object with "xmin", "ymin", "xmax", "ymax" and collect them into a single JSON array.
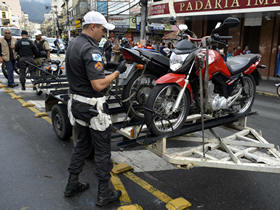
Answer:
[{"xmin": 144, "ymin": 84, "xmax": 190, "ymax": 136}]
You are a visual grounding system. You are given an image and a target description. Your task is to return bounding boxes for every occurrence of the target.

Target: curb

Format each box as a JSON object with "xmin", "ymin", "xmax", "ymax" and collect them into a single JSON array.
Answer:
[{"xmin": 256, "ymin": 90, "xmax": 278, "ymax": 97}]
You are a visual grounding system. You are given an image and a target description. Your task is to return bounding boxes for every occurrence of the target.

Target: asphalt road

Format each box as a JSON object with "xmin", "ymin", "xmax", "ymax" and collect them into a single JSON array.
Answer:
[{"xmin": 0, "ymin": 63, "xmax": 280, "ymax": 209}]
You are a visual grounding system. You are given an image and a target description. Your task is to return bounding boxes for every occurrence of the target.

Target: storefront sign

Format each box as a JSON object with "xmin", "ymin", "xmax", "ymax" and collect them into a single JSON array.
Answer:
[
  {"xmin": 149, "ymin": 0, "xmax": 280, "ymax": 17},
  {"xmin": 109, "ymin": 16, "xmax": 130, "ymax": 28}
]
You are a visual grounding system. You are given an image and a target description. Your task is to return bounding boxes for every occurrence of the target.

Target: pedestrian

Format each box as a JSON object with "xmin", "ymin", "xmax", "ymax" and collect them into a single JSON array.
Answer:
[
  {"xmin": 243, "ymin": 45, "xmax": 251, "ymax": 54},
  {"xmin": 234, "ymin": 46, "xmax": 243, "ymax": 56},
  {"xmin": 15, "ymin": 30, "xmax": 38, "ymax": 90},
  {"xmin": 64, "ymin": 11, "xmax": 127, "ymax": 207},
  {"xmin": 103, "ymin": 36, "xmax": 113, "ymax": 63},
  {"xmin": 34, "ymin": 30, "xmax": 51, "ymax": 67},
  {"xmin": 112, "ymin": 39, "xmax": 121, "ymax": 62},
  {"xmin": 54, "ymin": 35, "xmax": 61, "ymax": 57},
  {"xmin": 0, "ymin": 29, "xmax": 18, "ymax": 88},
  {"xmin": 98, "ymin": 35, "xmax": 107, "ymax": 51}
]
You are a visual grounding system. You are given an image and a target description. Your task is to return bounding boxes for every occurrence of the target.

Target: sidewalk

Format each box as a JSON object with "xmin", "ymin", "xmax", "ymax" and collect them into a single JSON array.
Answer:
[{"xmin": 256, "ymin": 77, "xmax": 280, "ymax": 97}]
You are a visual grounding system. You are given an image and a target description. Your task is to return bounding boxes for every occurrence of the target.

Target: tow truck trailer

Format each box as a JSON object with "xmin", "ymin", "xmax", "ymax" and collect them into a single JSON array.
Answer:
[{"xmin": 39, "ymin": 73, "xmax": 280, "ymax": 174}]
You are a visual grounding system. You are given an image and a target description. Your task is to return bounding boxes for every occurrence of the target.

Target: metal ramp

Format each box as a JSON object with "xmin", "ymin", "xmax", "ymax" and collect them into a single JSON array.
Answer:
[{"xmin": 146, "ymin": 116, "xmax": 280, "ymax": 174}]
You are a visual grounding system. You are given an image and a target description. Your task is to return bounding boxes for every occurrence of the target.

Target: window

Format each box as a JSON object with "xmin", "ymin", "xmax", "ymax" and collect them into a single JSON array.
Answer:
[{"xmin": 2, "ymin": 12, "xmax": 6, "ymax": 19}]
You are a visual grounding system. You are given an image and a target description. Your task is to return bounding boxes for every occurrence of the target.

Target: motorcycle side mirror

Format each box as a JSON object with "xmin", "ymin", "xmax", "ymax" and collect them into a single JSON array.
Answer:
[
  {"xmin": 215, "ymin": 22, "xmax": 222, "ymax": 29},
  {"xmin": 178, "ymin": 24, "xmax": 188, "ymax": 31},
  {"xmin": 212, "ymin": 17, "xmax": 240, "ymax": 34},
  {"xmin": 169, "ymin": 17, "xmax": 177, "ymax": 25}
]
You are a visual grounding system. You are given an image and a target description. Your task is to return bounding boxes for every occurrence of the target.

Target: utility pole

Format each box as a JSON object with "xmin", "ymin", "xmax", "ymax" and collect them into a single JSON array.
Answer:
[
  {"xmin": 65, "ymin": 0, "xmax": 71, "ymax": 41},
  {"xmin": 140, "ymin": 0, "xmax": 148, "ymax": 44}
]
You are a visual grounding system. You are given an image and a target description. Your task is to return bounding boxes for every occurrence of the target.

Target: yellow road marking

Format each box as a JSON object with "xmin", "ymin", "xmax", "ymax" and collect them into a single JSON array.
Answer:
[
  {"xmin": 111, "ymin": 172, "xmax": 132, "ymax": 205},
  {"xmin": 2, "ymin": 87, "xmax": 181, "ymax": 208},
  {"xmin": 124, "ymin": 171, "xmax": 174, "ymax": 203},
  {"xmin": 41, "ymin": 116, "xmax": 52, "ymax": 125}
]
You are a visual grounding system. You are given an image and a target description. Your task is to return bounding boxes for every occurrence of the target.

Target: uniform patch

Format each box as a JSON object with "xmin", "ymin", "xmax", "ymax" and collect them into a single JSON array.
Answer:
[
  {"xmin": 95, "ymin": 62, "xmax": 103, "ymax": 71},
  {"xmin": 92, "ymin": 53, "xmax": 102, "ymax": 62}
]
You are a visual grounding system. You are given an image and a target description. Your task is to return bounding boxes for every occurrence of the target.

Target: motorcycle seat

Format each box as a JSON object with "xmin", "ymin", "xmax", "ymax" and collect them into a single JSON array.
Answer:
[
  {"xmin": 138, "ymin": 49, "xmax": 169, "ymax": 68},
  {"xmin": 226, "ymin": 54, "xmax": 260, "ymax": 75}
]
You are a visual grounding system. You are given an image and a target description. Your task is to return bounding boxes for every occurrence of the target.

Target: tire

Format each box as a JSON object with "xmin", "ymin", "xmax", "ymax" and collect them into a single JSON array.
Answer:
[
  {"xmin": 122, "ymin": 71, "xmax": 157, "ymax": 120},
  {"xmin": 2, "ymin": 63, "xmax": 8, "ymax": 79},
  {"xmin": 236, "ymin": 75, "xmax": 256, "ymax": 114},
  {"xmin": 51, "ymin": 104, "xmax": 72, "ymax": 141},
  {"xmin": 144, "ymin": 84, "xmax": 190, "ymax": 136},
  {"xmin": 277, "ymin": 86, "xmax": 280, "ymax": 97}
]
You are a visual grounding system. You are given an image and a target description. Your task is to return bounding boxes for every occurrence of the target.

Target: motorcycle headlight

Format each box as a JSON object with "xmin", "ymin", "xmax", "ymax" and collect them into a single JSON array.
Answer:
[
  {"xmin": 170, "ymin": 52, "xmax": 189, "ymax": 72},
  {"xmin": 51, "ymin": 64, "xmax": 57, "ymax": 71}
]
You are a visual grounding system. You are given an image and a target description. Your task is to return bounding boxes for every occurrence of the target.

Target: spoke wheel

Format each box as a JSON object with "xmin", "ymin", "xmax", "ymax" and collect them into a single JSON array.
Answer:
[
  {"xmin": 145, "ymin": 84, "xmax": 190, "ymax": 136},
  {"xmin": 234, "ymin": 75, "xmax": 256, "ymax": 114}
]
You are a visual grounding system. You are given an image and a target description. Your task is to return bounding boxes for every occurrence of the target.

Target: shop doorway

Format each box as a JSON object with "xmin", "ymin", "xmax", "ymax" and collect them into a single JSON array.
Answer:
[{"xmin": 243, "ymin": 26, "xmax": 261, "ymax": 53}]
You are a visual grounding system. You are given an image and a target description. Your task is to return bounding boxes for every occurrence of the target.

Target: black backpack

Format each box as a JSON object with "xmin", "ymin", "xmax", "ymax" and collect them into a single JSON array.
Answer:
[{"xmin": 34, "ymin": 40, "xmax": 47, "ymax": 58}]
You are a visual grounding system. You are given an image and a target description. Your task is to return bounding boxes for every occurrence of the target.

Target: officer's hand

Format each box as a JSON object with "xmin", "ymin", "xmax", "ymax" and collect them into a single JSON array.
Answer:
[
  {"xmin": 0, "ymin": 57, "xmax": 3, "ymax": 63},
  {"xmin": 116, "ymin": 60, "xmax": 127, "ymax": 74}
]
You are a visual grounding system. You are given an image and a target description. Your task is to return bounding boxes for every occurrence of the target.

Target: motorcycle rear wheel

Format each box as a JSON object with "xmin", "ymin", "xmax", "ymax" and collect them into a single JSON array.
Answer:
[
  {"xmin": 122, "ymin": 71, "xmax": 157, "ymax": 120},
  {"xmin": 145, "ymin": 84, "xmax": 190, "ymax": 136},
  {"xmin": 235, "ymin": 75, "xmax": 256, "ymax": 114},
  {"xmin": 277, "ymin": 86, "xmax": 280, "ymax": 97}
]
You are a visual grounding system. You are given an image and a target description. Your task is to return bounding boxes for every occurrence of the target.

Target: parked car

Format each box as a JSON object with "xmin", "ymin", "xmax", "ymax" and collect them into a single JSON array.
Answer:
[{"xmin": 46, "ymin": 37, "xmax": 65, "ymax": 53}]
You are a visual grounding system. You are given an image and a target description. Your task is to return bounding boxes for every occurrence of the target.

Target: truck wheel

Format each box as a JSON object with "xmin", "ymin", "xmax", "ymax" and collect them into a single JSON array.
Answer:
[{"xmin": 51, "ymin": 104, "xmax": 72, "ymax": 141}]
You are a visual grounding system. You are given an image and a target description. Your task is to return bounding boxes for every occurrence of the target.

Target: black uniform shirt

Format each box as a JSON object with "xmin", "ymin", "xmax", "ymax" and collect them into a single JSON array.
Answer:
[
  {"xmin": 66, "ymin": 33, "xmax": 106, "ymax": 98},
  {"xmin": 15, "ymin": 38, "xmax": 38, "ymax": 58}
]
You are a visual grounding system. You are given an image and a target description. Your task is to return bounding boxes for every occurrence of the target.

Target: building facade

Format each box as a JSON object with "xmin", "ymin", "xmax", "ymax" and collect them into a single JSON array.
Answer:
[{"xmin": 148, "ymin": 0, "xmax": 280, "ymax": 78}]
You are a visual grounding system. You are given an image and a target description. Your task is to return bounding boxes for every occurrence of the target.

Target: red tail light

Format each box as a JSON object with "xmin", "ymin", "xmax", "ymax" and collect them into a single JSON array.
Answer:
[{"xmin": 121, "ymin": 49, "xmax": 134, "ymax": 62}]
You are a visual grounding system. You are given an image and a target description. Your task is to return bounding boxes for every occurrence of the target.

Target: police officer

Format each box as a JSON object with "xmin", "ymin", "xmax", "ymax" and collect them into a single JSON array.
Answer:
[
  {"xmin": 34, "ymin": 30, "xmax": 50, "ymax": 66},
  {"xmin": 15, "ymin": 30, "xmax": 38, "ymax": 90},
  {"xmin": 64, "ymin": 11, "xmax": 127, "ymax": 207}
]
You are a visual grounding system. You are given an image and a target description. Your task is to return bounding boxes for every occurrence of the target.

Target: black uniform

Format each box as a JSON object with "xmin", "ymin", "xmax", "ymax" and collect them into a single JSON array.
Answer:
[
  {"xmin": 66, "ymin": 33, "xmax": 112, "ymax": 182},
  {"xmin": 15, "ymin": 38, "xmax": 38, "ymax": 86}
]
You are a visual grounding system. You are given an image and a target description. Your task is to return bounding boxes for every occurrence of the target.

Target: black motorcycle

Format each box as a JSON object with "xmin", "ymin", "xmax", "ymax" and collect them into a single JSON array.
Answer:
[{"xmin": 119, "ymin": 47, "xmax": 170, "ymax": 119}]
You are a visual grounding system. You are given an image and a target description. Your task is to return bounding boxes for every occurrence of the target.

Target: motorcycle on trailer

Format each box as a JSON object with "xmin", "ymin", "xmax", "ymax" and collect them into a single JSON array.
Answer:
[
  {"xmin": 144, "ymin": 17, "xmax": 266, "ymax": 136},
  {"xmin": 117, "ymin": 47, "xmax": 170, "ymax": 120}
]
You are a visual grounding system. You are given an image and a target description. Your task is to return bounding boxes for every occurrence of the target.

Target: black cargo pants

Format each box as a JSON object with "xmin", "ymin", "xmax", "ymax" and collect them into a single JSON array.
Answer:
[
  {"xmin": 68, "ymin": 112, "xmax": 113, "ymax": 182},
  {"xmin": 19, "ymin": 57, "xmax": 36, "ymax": 85}
]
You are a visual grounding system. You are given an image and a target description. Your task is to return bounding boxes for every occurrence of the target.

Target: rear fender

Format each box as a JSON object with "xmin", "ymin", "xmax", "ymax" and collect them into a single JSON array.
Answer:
[
  {"xmin": 156, "ymin": 73, "xmax": 193, "ymax": 102},
  {"xmin": 244, "ymin": 60, "xmax": 263, "ymax": 85}
]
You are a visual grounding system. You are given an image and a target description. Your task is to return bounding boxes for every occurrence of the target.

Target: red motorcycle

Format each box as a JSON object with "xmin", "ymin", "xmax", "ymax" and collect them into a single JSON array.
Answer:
[{"xmin": 144, "ymin": 17, "xmax": 265, "ymax": 136}]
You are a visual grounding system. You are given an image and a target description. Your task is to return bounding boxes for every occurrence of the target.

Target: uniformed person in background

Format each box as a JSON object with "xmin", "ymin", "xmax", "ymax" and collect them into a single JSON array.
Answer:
[
  {"xmin": 64, "ymin": 11, "xmax": 127, "ymax": 207},
  {"xmin": 34, "ymin": 30, "xmax": 51, "ymax": 66},
  {"xmin": 15, "ymin": 30, "xmax": 38, "ymax": 90}
]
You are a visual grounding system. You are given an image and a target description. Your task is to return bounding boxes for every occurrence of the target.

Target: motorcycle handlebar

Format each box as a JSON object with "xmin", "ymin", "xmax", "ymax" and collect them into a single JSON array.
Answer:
[{"xmin": 217, "ymin": 36, "xmax": 232, "ymax": 40}]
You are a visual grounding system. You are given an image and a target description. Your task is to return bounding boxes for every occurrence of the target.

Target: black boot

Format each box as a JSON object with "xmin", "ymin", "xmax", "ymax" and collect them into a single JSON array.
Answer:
[
  {"xmin": 96, "ymin": 180, "xmax": 121, "ymax": 207},
  {"xmin": 64, "ymin": 173, "xmax": 89, "ymax": 197},
  {"xmin": 21, "ymin": 84, "xmax": 25, "ymax": 91}
]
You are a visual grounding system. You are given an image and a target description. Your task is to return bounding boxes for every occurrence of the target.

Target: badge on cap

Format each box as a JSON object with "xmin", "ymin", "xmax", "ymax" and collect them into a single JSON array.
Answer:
[
  {"xmin": 95, "ymin": 62, "xmax": 103, "ymax": 71},
  {"xmin": 92, "ymin": 53, "xmax": 102, "ymax": 62}
]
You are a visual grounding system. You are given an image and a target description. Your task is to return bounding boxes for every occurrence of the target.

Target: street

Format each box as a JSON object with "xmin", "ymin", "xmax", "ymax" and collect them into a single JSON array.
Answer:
[{"xmin": 0, "ymin": 61, "xmax": 280, "ymax": 209}]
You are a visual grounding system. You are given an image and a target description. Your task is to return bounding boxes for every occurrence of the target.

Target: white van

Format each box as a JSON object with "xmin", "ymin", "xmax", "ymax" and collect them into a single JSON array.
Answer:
[{"xmin": 0, "ymin": 27, "xmax": 21, "ymax": 39}]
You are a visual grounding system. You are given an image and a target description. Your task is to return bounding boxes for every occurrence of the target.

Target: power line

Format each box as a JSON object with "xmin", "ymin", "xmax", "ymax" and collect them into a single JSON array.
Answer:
[{"xmin": 110, "ymin": 0, "xmax": 140, "ymax": 15}]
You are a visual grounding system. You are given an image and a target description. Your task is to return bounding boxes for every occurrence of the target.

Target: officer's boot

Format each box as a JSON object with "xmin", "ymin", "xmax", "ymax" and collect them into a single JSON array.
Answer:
[
  {"xmin": 64, "ymin": 173, "xmax": 89, "ymax": 197},
  {"xmin": 96, "ymin": 180, "xmax": 121, "ymax": 207},
  {"xmin": 21, "ymin": 84, "xmax": 25, "ymax": 91}
]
